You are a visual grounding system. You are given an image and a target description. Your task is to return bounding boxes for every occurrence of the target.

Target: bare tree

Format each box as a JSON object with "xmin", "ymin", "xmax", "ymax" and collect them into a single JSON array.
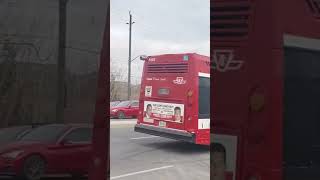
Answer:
[
  {"xmin": 0, "ymin": 39, "xmax": 20, "ymax": 127},
  {"xmin": 0, "ymin": 37, "xmax": 50, "ymax": 128},
  {"xmin": 110, "ymin": 64, "xmax": 125, "ymax": 101}
]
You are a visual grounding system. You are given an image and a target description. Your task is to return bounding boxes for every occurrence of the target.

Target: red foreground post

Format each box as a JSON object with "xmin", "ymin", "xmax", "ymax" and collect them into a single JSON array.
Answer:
[{"xmin": 88, "ymin": 2, "xmax": 110, "ymax": 180}]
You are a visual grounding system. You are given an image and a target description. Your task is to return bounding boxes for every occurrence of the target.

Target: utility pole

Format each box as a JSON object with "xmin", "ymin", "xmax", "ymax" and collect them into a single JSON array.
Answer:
[
  {"xmin": 56, "ymin": 0, "xmax": 68, "ymax": 123},
  {"xmin": 126, "ymin": 11, "xmax": 135, "ymax": 100}
]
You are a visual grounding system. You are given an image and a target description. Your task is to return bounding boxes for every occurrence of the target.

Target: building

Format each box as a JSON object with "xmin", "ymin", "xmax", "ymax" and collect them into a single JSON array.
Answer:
[{"xmin": 0, "ymin": 0, "xmax": 107, "ymax": 128}]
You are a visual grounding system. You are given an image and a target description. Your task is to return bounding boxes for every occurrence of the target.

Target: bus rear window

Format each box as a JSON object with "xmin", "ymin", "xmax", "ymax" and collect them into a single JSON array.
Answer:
[{"xmin": 158, "ymin": 88, "xmax": 170, "ymax": 95}]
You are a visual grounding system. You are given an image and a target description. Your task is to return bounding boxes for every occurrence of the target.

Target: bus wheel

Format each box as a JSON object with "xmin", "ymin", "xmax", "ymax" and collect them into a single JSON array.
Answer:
[{"xmin": 117, "ymin": 111, "xmax": 125, "ymax": 119}]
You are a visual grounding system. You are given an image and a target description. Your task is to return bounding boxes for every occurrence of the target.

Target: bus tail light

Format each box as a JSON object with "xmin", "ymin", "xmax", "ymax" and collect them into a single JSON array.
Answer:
[
  {"xmin": 249, "ymin": 89, "xmax": 265, "ymax": 112},
  {"xmin": 187, "ymin": 90, "xmax": 193, "ymax": 106}
]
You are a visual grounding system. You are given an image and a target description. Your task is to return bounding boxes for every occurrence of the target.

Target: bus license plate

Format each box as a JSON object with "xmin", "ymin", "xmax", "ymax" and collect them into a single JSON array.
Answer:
[{"xmin": 159, "ymin": 121, "xmax": 166, "ymax": 127}]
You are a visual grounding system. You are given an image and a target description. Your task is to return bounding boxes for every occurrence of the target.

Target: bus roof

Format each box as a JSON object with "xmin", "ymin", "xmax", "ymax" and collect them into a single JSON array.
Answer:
[
  {"xmin": 148, "ymin": 53, "xmax": 208, "ymax": 58},
  {"xmin": 143, "ymin": 53, "xmax": 209, "ymax": 64}
]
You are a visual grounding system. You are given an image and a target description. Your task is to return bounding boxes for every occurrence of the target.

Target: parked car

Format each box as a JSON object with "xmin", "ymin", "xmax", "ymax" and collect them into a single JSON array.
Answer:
[
  {"xmin": 110, "ymin": 101, "xmax": 121, "ymax": 108},
  {"xmin": 0, "ymin": 124, "xmax": 92, "ymax": 180},
  {"xmin": 0, "ymin": 126, "xmax": 33, "ymax": 146},
  {"xmin": 110, "ymin": 100, "xmax": 139, "ymax": 119}
]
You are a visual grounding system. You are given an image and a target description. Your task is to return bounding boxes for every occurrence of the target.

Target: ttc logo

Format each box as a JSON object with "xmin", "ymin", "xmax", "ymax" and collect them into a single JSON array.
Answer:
[
  {"xmin": 211, "ymin": 50, "xmax": 244, "ymax": 72},
  {"xmin": 173, "ymin": 77, "xmax": 186, "ymax": 85}
]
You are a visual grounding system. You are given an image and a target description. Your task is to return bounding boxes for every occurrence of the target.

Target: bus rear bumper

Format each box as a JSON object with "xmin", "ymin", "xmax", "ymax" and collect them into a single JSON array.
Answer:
[{"xmin": 134, "ymin": 124, "xmax": 196, "ymax": 143}]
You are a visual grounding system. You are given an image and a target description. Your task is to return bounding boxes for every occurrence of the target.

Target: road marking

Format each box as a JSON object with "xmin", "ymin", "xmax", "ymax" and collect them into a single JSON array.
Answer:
[
  {"xmin": 110, "ymin": 165, "xmax": 174, "ymax": 179},
  {"xmin": 110, "ymin": 121, "xmax": 137, "ymax": 125},
  {"xmin": 130, "ymin": 136, "xmax": 158, "ymax": 140}
]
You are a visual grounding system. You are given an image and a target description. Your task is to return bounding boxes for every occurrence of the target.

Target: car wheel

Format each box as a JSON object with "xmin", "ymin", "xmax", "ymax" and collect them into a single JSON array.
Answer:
[
  {"xmin": 21, "ymin": 155, "xmax": 46, "ymax": 180},
  {"xmin": 117, "ymin": 111, "xmax": 125, "ymax": 119}
]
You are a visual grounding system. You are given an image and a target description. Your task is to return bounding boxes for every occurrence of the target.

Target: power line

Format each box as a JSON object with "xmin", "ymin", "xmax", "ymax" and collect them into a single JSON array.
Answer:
[
  {"xmin": 110, "ymin": 10, "xmax": 128, "ymax": 23},
  {"xmin": 132, "ymin": 13, "xmax": 160, "ymax": 33}
]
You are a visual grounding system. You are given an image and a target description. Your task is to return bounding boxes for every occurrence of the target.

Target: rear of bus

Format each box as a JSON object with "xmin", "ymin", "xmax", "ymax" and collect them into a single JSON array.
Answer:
[{"xmin": 134, "ymin": 53, "xmax": 210, "ymax": 145}]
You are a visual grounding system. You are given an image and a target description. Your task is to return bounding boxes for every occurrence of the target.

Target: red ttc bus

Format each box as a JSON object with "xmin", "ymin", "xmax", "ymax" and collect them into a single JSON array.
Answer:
[{"xmin": 134, "ymin": 53, "xmax": 210, "ymax": 145}]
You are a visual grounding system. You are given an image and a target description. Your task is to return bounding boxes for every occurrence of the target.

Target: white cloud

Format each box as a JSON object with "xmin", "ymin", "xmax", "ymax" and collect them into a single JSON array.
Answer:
[{"xmin": 111, "ymin": 0, "xmax": 209, "ymax": 83}]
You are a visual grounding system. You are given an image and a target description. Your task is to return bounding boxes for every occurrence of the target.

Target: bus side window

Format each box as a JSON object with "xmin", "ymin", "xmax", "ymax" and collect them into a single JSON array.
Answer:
[{"xmin": 199, "ymin": 77, "xmax": 210, "ymax": 119}]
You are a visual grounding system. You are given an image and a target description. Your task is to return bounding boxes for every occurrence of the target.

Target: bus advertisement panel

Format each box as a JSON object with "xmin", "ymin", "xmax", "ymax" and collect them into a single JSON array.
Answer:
[{"xmin": 143, "ymin": 101, "xmax": 184, "ymax": 124}]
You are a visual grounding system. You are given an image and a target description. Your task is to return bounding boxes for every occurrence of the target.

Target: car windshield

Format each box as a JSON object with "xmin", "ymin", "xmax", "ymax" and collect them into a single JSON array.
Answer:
[
  {"xmin": 20, "ymin": 125, "xmax": 67, "ymax": 143},
  {"xmin": 110, "ymin": 101, "xmax": 120, "ymax": 107},
  {"xmin": 115, "ymin": 101, "xmax": 130, "ymax": 107},
  {"xmin": 0, "ymin": 127, "xmax": 28, "ymax": 144}
]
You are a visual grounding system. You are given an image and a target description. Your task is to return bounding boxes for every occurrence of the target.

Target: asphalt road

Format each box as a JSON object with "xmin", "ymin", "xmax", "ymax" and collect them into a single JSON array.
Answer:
[{"xmin": 110, "ymin": 119, "xmax": 210, "ymax": 180}]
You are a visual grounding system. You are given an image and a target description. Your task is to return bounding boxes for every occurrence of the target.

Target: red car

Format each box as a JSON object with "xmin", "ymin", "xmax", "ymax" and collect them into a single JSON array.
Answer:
[
  {"xmin": 0, "ymin": 126, "xmax": 33, "ymax": 147},
  {"xmin": 0, "ymin": 124, "xmax": 92, "ymax": 180},
  {"xmin": 110, "ymin": 100, "xmax": 139, "ymax": 119}
]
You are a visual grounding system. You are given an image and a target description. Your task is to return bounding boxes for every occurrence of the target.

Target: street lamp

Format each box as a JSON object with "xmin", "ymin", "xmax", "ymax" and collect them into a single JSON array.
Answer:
[
  {"xmin": 130, "ymin": 55, "xmax": 142, "ymax": 62},
  {"xmin": 127, "ymin": 54, "xmax": 142, "ymax": 100}
]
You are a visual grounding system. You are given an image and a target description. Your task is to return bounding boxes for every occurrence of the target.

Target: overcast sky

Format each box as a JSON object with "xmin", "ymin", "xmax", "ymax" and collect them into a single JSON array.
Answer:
[{"xmin": 111, "ymin": 0, "xmax": 209, "ymax": 84}]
